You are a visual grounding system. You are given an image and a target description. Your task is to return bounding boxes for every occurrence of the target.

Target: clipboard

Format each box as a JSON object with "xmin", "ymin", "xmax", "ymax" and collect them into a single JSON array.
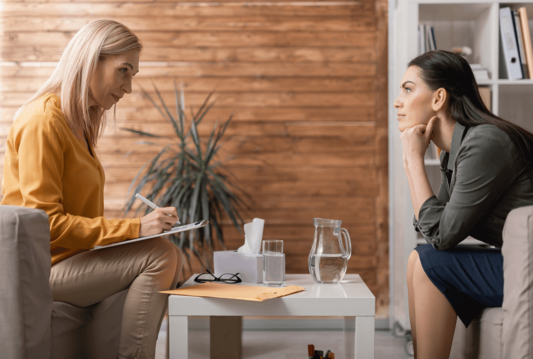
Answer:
[{"xmin": 92, "ymin": 220, "xmax": 209, "ymax": 250}]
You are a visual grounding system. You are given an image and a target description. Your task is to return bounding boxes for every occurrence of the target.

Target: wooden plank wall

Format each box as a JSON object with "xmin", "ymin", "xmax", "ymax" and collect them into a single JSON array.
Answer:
[{"xmin": 0, "ymin": 0, "xmax": 389, "ymax": 316}]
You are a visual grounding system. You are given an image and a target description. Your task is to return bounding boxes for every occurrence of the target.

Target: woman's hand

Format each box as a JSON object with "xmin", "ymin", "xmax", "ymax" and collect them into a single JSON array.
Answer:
[
  {"xmin": 139, "ymin": 207, "xmax": 179, "ymax": 237},
  {"xmin": 401, "ymin": 116, "xmax": 437, "ymax": 167}
]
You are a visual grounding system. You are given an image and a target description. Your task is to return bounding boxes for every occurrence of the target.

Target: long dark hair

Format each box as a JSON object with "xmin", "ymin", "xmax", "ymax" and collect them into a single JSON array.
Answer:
[{"xmin": 409, "ymin": 50, "xmax": 533, "ymax": 173}]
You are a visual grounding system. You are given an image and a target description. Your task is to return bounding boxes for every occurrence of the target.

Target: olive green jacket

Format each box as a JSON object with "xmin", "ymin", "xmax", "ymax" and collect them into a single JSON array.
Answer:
[{"xmin": 414, "ymin": 122, "xmax": 533, "ymax": 250}]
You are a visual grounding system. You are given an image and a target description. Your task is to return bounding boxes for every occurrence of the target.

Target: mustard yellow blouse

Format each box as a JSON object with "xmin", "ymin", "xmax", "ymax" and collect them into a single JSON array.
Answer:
[{"xmin": 1, "ymin": 94, "xmax": 140, "ymax": 265}]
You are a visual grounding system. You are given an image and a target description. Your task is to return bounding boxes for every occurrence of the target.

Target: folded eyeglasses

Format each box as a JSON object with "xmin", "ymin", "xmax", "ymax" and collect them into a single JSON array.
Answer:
[{"xmin": 194, "ymin": 269, "xmax": 242, "ymax": 284}]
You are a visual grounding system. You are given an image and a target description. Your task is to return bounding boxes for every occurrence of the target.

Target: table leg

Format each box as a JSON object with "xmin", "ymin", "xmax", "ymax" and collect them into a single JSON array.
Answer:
[
  {"xmin": 210, "ymin": 316, "xmax": 242, "ymax": 359},
  {"xmin": 344, "ymin": 316, "xmax": 375, "ymax": 359},
  {"xmin": 169, "ymin": 316, "xmax": 188, "ymax": 359}
]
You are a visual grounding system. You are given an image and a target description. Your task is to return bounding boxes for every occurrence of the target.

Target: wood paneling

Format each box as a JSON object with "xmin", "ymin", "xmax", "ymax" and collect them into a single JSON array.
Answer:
[
  {"xmin": 1, "ymin": 63, "xmax": 377, "ymax": 77},
  {"xmin": 1, "ymin": 3, "xmax": 374, "ymax": 17},
  {"xmin": 2, "ymin": 46, "xmax": 376, "ymax": 63},
  {"xmin": 0, "ymin": 0, "xmax": 388, "ymax": 316},
  {"xmin": 2, "ymin": 16, "xmax": 376, "ymax": 32},
  {"xmin": 1, "ymin": 107, "xmax": 374, "ymax": 123},
  {"xmin": 2, "ymin": 77, "xmax": 377, "ymax": 93},
  {"xmin": 3, "ymin": 31, "xmax": 376, "ymax": 48},
  {"xmin": 2, "ymin": 93, "xmax": 375, "ymax": 109},
  {"xmin": 374, "ymin": 0, "xmax": 389, "ymax": 318}
]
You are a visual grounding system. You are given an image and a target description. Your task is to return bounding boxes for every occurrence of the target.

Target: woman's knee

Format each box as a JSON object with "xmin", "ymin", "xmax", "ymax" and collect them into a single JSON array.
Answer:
[{"xmin": 148, "ymin": 237, "xmax": 180, "ymax": 272}]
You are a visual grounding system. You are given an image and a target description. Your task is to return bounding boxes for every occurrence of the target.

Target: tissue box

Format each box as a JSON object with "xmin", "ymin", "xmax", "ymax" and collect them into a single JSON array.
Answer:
[{"xmin": 214, "ymin": 251, "xmax": 263, "ymax": 284}]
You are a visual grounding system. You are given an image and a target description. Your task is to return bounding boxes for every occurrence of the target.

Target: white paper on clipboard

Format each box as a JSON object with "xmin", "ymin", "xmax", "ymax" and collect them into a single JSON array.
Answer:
[{"xmin": 92, "ymin": 220, "xmax": 209, "ymax": 250}]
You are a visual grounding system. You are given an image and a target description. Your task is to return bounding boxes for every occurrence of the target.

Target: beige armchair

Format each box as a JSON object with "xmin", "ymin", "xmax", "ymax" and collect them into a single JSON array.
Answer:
[
  {"xmin": 450, "ymin": 205, "xmax": 533, "ymax": 359},
  {"xmin": 0, "ymin": 205, "xmax": 128, "ymax": 359}
]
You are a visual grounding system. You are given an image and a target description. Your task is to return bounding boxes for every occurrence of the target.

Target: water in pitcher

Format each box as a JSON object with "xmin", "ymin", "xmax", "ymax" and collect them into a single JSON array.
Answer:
[{"xmin": 308, "ymin": 254, "xmax": 348, "ymax": 283}]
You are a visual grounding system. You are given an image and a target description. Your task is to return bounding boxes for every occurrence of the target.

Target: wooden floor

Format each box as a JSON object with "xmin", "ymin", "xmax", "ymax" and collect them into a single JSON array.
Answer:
[{"xmin": 155, "ymin": 318, "xmax": 412, "ymax": 359}]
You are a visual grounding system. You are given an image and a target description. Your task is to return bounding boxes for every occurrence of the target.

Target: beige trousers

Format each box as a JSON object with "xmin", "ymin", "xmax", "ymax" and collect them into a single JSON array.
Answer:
[{"xmin": 50, "ymin": 237, "xmax": 183, "ymax": 359}]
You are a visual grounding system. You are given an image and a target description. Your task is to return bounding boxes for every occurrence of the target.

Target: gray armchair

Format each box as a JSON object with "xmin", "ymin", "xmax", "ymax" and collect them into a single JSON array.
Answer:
[
  {"xmin": 0, "ymin": 205, "xmax": 128, "ymax": 359},
  {"xmin": 450, "ymin": 205, "xmax": 533, "ymax": 359}
]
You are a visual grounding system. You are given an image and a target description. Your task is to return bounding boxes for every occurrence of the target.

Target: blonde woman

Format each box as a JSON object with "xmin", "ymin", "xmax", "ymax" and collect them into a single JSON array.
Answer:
[{"xmin": 1, "ymin": 20, "xmax": 182, "ymax": 359}]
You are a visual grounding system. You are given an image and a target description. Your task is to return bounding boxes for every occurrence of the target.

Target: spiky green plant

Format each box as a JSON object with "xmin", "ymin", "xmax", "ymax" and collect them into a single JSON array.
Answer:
[{"xmin": 122, "ymin": 81, "xmax": 245, "ymax": 272}]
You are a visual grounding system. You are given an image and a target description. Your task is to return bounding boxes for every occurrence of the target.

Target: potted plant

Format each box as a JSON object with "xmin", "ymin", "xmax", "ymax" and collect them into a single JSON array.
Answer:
[{"xmin": 122, "ymin": 81, "xmax": 246, "ymax": 274}]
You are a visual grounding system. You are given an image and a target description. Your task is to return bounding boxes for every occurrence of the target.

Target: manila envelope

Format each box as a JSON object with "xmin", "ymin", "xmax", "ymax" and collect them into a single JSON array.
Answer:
[{"xmin": 160, "ymin": 282, "xmax": 305, "ymax": 302}]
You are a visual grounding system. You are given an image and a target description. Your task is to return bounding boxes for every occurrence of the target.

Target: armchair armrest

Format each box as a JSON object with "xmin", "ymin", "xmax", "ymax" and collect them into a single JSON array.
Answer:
[
  {"xmin": 0, "ymin": 205, "xmax": 52, "ymax": 359},
  {"xmin": 501, "ymin": 205, "xmax": 533, "ymax": 359}
]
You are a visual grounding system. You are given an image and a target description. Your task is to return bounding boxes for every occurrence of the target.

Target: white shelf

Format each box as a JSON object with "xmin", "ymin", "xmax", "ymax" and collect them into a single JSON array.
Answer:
[{"xmin": 497, "ymin": 79, "xmax": 533, "ymax": 85}]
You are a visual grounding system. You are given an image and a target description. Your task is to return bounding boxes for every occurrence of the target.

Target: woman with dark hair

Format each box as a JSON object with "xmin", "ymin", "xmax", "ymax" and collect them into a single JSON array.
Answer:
[{"xmin": 394, "ymin": 49, "xmax": 533, "ymax": 359}]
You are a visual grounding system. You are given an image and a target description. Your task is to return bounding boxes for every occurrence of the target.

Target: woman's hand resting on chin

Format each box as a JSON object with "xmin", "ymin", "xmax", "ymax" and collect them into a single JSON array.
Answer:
[
  {"xmin": 401, "ymin": 116, "xmax": 437, "ymax": 167},
  {"xmin": 139, "ymin": 207, "xmax": 179, "ymax": 237}
]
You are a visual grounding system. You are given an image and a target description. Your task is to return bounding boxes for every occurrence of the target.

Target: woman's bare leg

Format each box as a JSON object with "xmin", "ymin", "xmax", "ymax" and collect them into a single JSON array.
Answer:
[
  {"xmin": 407, "ymin": 250, "xmax": 419, "ymax": 358},
  {"xmin": 413, "ymin": 256, "xmax": 457, "ymax": 359}
]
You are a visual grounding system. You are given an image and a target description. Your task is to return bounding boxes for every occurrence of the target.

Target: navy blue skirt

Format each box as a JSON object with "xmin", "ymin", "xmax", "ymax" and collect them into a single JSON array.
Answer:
[{"xmin": 415, "ymin": 244, "xmax": 503, "ymax": 327}]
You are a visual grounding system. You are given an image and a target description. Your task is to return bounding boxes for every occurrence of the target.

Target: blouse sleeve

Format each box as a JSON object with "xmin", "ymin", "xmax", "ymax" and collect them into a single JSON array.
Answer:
[
  {"xmin": 414, "ymin": 128, "xmax": 517, "ymax": 250},
  {"xmin": 14, "ymin": 112, "xmax": 140, "ymax": 250}
]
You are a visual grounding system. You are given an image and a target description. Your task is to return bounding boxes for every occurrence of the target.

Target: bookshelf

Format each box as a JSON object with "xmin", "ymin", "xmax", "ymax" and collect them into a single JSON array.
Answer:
[{"xmin": 388, "ymin": 0, "xmax": 533, "ymax": 334}]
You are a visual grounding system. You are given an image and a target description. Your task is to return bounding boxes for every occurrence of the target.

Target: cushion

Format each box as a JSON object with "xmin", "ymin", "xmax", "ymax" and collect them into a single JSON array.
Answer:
[
  {"xmin": 0, "ymin": 205, "xmax": 52, "ymax": 359},
  {"xmin": 450, "ymin": 307, "xmax": 503, "ymax": 359},
  {"xmin": 51, "ymin": 290, "xmax": 128, "ymax": 359},
  {"xmin": 502, "ymin": 205, "xmax": 533, "ymax": 359}
]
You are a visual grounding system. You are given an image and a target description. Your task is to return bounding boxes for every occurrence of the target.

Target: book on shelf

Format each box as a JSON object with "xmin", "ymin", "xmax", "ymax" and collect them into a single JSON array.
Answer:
[
  {"xmin": 470, "ymin": 64, "xmax": 490, "ymax": 82},
  {"xmin": 499, "ymin": 7, "xmax": 533, "ymax": 80},
  {"xmin": 517, "ymin": 7, "xmax": 533, "ymax": 80},
  {"xmin": 500, "ymin": 7, "xmax": 524, "ymax": 80},
  {"xmin": 418, "ymin": 24, "xmax": 437, "ymax": 55},
  {"xmin": 514, "ymin": 10, "xmax": 529, "ymax": 78},
  {"xmin": 418, "ymin": 24, "xmax": 424, "ymax": 56}
]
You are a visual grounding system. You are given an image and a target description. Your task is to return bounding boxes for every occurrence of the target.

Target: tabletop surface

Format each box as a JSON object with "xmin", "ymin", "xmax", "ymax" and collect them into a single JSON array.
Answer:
[
  {"xmin": 179, "ymin": 274, "xmax": 375, "ymax": 300},
  {"xmin": 168, "ymin": 274, "xmax": 375, "ymax": 317}
]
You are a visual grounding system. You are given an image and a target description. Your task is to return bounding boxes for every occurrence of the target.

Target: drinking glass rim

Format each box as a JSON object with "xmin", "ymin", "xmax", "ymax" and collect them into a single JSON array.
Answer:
[{"xmin": 262, "ymin": 239, "xmax": 283, "ymax": 254}]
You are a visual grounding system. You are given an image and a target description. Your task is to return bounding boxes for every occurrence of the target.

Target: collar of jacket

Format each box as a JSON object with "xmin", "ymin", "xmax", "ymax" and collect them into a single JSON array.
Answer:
[{"xmin": 446, "ymin": 122, "xmax": 467, "ymax": 172}]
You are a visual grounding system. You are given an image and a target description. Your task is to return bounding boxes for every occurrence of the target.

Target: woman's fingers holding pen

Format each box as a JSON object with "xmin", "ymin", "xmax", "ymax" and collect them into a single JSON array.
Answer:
[
  {"xmin": 154, "ymin": 207, "xmax": 179, "ymax": 227},
  {"xmin": 139, "ymin": 207, "xmax": 179, "ymax": 237},
  {"xmin": 159, "ymin": 206, "xmax": 179, "ymax": 221}
]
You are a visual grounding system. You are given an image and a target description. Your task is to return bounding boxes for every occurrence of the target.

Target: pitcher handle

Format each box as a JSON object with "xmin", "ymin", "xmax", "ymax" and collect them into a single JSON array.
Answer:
[{"xmin": 341, "ymin": 228, "xmax": 352, "ymax": 260}]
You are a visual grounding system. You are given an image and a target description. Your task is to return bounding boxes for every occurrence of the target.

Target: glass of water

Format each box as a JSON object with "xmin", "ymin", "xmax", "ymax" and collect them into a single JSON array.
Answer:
[{"xmin": 263, "ymin": 240, "xmax": 285, "ymax": 287}]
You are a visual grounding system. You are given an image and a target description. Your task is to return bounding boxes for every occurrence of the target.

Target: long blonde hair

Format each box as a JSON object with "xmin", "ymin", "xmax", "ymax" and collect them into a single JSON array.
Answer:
[{"xmin": 14, "ymin": 20, "xmax": 142, "ymax": 147}]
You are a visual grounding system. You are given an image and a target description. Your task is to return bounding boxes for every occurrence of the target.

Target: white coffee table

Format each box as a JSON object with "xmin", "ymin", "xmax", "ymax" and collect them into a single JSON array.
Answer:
[{"xmin": 168, "ymin": 274, "xmax": 375, "ymax": 358}]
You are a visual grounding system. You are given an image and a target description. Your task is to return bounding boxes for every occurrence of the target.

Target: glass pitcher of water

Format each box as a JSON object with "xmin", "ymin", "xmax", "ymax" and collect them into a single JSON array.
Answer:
[{"xmin": 308, "ymin": 218, "xmax": 352, "ymax": 283}]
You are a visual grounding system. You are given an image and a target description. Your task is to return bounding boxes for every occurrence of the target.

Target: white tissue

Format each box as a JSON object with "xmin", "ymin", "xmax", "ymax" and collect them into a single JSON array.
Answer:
[{"xmin": 237, "ymin": 218, "xmax": 265, "ymax": 254}]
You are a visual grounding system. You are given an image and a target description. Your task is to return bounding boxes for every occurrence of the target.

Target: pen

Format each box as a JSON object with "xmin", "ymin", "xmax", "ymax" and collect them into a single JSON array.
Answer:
[{"xmin": 135, "ymin": 193, "xmax": 181, "ymax": 225}]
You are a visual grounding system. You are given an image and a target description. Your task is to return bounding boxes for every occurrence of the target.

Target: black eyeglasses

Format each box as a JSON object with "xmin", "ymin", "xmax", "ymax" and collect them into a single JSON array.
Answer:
[{"xmin": 194, "ymin": 269, "xmax": 242, "ymax": 284}]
